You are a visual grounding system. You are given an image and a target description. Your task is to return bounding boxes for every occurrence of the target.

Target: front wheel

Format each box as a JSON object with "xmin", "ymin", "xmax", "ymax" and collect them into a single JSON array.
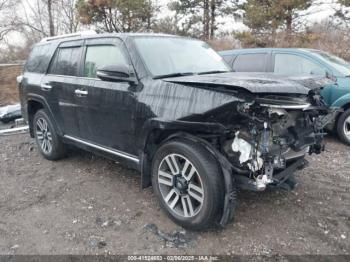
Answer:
[
  {"xmin": 336, "ymin": 108, "xmax": 350, "ymax": 146},
  {"xmin": 151, "ymin": 139, "xmax": 225, "ymax": 230}
]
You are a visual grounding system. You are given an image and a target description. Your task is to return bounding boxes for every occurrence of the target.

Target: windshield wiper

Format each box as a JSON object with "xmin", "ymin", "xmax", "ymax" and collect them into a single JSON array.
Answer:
[
  {"xmin": 197, "ymin": 70, "xmax": 229, "ymax": 75},
  {"xmin": 153, "ymin": 72, "xmax": 194, "ymax": 79}
]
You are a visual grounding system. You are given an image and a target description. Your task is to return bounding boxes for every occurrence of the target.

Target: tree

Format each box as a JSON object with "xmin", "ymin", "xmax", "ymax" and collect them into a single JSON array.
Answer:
[
  {"xmin": 76, "ymin": 0, "xmax": 156, "ymax": 33},
  {"xmin": 47, "ymin": 0, "xmax": 55, "ymax": 36},
  {"xmin": 15, "ymin": 0, "xmax": 81, "ymax": 40},
  {"xmin": 169, "ymin": 0, "xmax": 225, "ymax": 40},
  {"xmin": 0, "ymin": 0, "xmax": 19, "ymax": 41},
  {"xmin": 242, "ymin": 0, "xmax": 312, "ymax": 38},
  {"xmin": 58, "ymin": 0, "xmax": 80, "ymax": 33}
]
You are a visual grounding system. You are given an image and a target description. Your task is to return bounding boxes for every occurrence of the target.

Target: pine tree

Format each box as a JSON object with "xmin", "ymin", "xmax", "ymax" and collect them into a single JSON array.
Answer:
[
  {"xmin": 76, "ymin": 0, "xmax": 155, "ymax": 33},
  {"xmin": 169, "ymin": 0, "xmax": 224, "ymax": 40},
  {"xmin": 243, "ymin": 0, "xmax": 312, "ymax": 36}
]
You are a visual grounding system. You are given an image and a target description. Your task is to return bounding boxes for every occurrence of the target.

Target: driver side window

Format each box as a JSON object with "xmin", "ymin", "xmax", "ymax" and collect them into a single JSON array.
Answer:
[
  {"xmin": 274, "ymin": 53, "xmax": 326, "ymax": 76},
  {"xmin": 84, "ymin": 45, "xmax": 128, "ymax": 78}
]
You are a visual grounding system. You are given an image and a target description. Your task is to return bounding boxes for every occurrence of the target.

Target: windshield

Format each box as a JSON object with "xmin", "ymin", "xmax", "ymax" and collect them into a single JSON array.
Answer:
[
  {"xmin": 133, "ymin": 36, "xmax": 230, "ymax": 77},
  {"xmin": 312, "ymin": 50, "xmax": 350, "ymax": 76}
]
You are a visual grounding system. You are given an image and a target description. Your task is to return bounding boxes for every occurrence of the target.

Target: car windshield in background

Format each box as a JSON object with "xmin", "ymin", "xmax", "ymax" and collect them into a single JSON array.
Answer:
[
  {"xmin": 312, "ymin": 50, "xmax": 350, "ymax": 76},
  {"xmin": 133, "ymin": 37, "xmax": 230, "ymax": 78}
]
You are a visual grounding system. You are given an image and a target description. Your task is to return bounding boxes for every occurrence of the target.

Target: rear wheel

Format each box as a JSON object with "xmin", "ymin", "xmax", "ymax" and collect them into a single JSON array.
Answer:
[
  {"xmin": 151, "ymin": 139, "xmax": 225, "ymax": 230},
  {"xmin": 336, "ymin": 108, "xmax": 350, "ymax": 145},
  {"xmin": 33, "ymin": 109, "xmax": 66, "ymax": 160}
]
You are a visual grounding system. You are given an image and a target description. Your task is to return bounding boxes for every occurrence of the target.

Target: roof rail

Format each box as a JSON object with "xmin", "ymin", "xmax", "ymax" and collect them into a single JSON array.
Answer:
[{"xmin": 40, "ymin": 30, "xmax": 97, "ymax": 42}]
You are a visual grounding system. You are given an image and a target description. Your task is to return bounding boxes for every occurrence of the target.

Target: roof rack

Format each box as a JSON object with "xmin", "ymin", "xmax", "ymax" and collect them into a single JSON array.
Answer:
[{"xmin": 40, "ymin": 30, "xmax": 97, "ymax": 42}]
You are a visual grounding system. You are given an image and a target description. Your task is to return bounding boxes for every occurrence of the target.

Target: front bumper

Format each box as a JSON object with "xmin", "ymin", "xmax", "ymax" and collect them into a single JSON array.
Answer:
[{"xmin": 234, "ymin": 157, "xmax": 308, "ymax": 191}]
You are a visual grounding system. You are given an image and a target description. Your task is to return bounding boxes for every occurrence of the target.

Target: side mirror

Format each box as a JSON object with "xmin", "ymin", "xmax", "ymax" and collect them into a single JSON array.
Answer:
[{"xmin": 96, "ymin": 65, "xmax": 137, "ymax": 84}]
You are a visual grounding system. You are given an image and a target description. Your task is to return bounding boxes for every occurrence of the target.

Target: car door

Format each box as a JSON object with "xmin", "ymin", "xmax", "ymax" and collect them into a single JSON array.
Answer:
[
  {"xmin": 42, "ymin": 40, "xmax": 84, "ymax": 137},
  {"xmin": 75, "ymin": 37, "xmax": 138, "ymax": 155}
]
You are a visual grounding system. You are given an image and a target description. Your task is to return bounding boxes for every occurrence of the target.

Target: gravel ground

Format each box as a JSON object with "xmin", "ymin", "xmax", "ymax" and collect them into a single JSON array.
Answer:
[{"xmin": 0, "ymin": 127, "xmax": 349, "ymax": 255}]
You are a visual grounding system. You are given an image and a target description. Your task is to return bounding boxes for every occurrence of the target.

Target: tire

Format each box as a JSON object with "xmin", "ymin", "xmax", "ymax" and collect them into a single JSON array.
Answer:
[
  {"xmin": 336, "ymin": 108, "xmax": 350, "ymax": 146},
  {"xmin": 151, "ymin": 139, "xmax": 225, "ymax": 230},
  {"xmin": 33, "ymin": 109, "xmax": 66, "ymax": 160}
]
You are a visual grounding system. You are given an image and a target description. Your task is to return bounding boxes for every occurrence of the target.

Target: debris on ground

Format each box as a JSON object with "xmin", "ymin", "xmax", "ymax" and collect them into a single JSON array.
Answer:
[
  {"xmin": 88, "ymin": 236, "xmax": 107, "ymax": 249},
  {"xmin": 0, "ymin": 125, "xmax": 29, "ymax": 136},
  {"xmin": 144, "ymin": 223, "xmax": 198, "ymax": 248},
  {"xmin": 0, "ymin": 103, "xmax": 22, "ymax": 123}
]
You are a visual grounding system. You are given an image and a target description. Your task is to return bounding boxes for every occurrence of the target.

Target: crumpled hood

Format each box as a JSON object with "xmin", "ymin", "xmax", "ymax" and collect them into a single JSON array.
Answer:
[{"xmin": 163, "ymin": 72, "xmax": 333, "ymax": 95}]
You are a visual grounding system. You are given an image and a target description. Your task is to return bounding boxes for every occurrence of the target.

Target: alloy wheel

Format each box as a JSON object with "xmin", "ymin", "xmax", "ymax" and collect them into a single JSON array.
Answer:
[
  {"xmin": 158, "ymin": 153, "xmax": 204, "ymax": 218},
  {"xmin": 344, "ymin": 115, "xmax": 350, "ymax": 140},
  {"xmin": 36, "ymin": 117, "xmax": 53, "ymax": 154}
]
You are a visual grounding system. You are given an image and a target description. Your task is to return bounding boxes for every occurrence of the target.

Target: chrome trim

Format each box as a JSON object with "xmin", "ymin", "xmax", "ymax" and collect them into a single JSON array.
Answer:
[
  {"xmin": 64, "ymin": 135, "xmax": 139, "ymax": 163},
  {"xmin": 75, "ymin": 89, "xmax": 88, "ymax": 96},
  {"xmin": 260, "ymin": 103, "xmax": 311, "ymax": 109},
  {"xmin": 40, "ymin": 83, "xmax": 52, "ymax": 91},
  {"xmin": 46, "ymin": 74, "xmax": 101, "ymax": 81}
]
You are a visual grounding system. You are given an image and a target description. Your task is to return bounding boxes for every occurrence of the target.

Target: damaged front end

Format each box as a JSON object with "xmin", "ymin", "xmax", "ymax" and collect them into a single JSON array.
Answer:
[{"xmin": 221, "ymin": 90, "xmax": 337, "ymax": 192}]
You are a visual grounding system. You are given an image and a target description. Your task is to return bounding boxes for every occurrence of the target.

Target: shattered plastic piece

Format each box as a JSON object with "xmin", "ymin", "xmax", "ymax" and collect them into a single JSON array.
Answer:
[
  {"xmin": 0, "ymin": 104, "xmax": 22, "ymax": 123},
  {"xmin": 231, "ymin": 132, "xmax": 251, "ymax": 164},
  {"xmin": 231, "ymin": 132, "xmax": 263, "ymax": 171}
]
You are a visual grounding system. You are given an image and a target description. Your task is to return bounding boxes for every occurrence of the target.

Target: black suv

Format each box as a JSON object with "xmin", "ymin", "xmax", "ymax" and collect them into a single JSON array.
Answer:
[{"xmin": 18, "ymin": 33, "xmax": 335, "ymax": 230}]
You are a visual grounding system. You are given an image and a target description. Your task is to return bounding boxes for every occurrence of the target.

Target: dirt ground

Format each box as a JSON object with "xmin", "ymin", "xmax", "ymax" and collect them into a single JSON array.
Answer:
[{"xmin": 0, "ymin": 127, "xmax": 349, "ymax": 255}]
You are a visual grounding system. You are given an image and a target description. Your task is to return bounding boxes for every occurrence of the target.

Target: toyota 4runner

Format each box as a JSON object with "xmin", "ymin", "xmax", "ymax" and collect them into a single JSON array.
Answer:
[{"xmin": 18, "ymin": 33, "xmax": 337, "ymax": 230}]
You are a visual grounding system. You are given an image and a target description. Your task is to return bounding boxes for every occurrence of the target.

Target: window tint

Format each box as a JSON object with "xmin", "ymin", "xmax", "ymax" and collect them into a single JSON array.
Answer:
[
  {"xmin": 274, "ymin": 53, "xmax": 326, "ymax": 76},
  {"xmin": 49, "ymin": 46, "xmax": 82, "ymax": 76},
  {"xmin": 233, "ymin": 53, "xmax": 267, "ymax": 72},
  {"xmin": 84, "ymin": 45, "xmax": 127, "ymax": 78},
  {"xmin": 25, "ymin": 43, "xmax": 53, "ymax": 73}
]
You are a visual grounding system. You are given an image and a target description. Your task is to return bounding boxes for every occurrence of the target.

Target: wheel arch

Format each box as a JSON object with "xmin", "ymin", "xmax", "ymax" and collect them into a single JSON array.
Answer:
[
  {"xmin": 139, "ymin": 118, "xmax": 227, "ymax": 188},
  {"xmin": 139, "ymin": 119, "xmax": 236, "ymax": 227},
  {"xmin": 333, "ymin": 102, "xmax": 350, "ymax": 128},
  {"xmin": 27, "ymin": 94, "xmax": 62, "ymax": 138}
]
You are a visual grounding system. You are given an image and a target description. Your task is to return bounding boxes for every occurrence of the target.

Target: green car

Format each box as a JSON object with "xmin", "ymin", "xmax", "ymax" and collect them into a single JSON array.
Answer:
[{"xmin": 219, "ymin": 48, "xmax": 350, "ymax": 145}]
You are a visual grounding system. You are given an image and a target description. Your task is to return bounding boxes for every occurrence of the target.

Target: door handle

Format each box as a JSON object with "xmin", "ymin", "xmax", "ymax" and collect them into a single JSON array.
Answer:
[
  {"xmin": 75, "ymin": 89, "xmax": 88, "ymax": 97},
  {"xmin": 41, "ymin": 83, "xmax": 52, "ymax": 91}
]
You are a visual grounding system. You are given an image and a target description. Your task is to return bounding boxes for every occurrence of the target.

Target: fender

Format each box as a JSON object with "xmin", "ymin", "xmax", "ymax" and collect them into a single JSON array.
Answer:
[
  {"xmin": 139, "ymin": 118, "xmax": 228, "ymax": 188},
  {"xmin": 139, "ymin": 118, "xmax": 228, "ymax": 151},
  {"xmin": 331, "ymin": 93, "xmax": 350, "ymax": 109},
  {"xmin": 27, "ymin": 93, "xmax": 63, "ymax": 137}
]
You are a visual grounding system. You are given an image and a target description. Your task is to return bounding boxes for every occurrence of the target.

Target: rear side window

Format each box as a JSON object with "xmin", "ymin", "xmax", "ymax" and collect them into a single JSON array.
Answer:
[
  {"xmin": 49, "ymin": 46, "xmax": 82, "ymax": 76},
  {"xmin": 233, "ymin": 53, "xmax": 267, "ymax": 72},
  {"xmin": 84, "ymin": 45, "xmax": 128, "ymax": 78},
  {"xmin": 25, "ymin": 43, "xmax": 52, "ymax": 73}
]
